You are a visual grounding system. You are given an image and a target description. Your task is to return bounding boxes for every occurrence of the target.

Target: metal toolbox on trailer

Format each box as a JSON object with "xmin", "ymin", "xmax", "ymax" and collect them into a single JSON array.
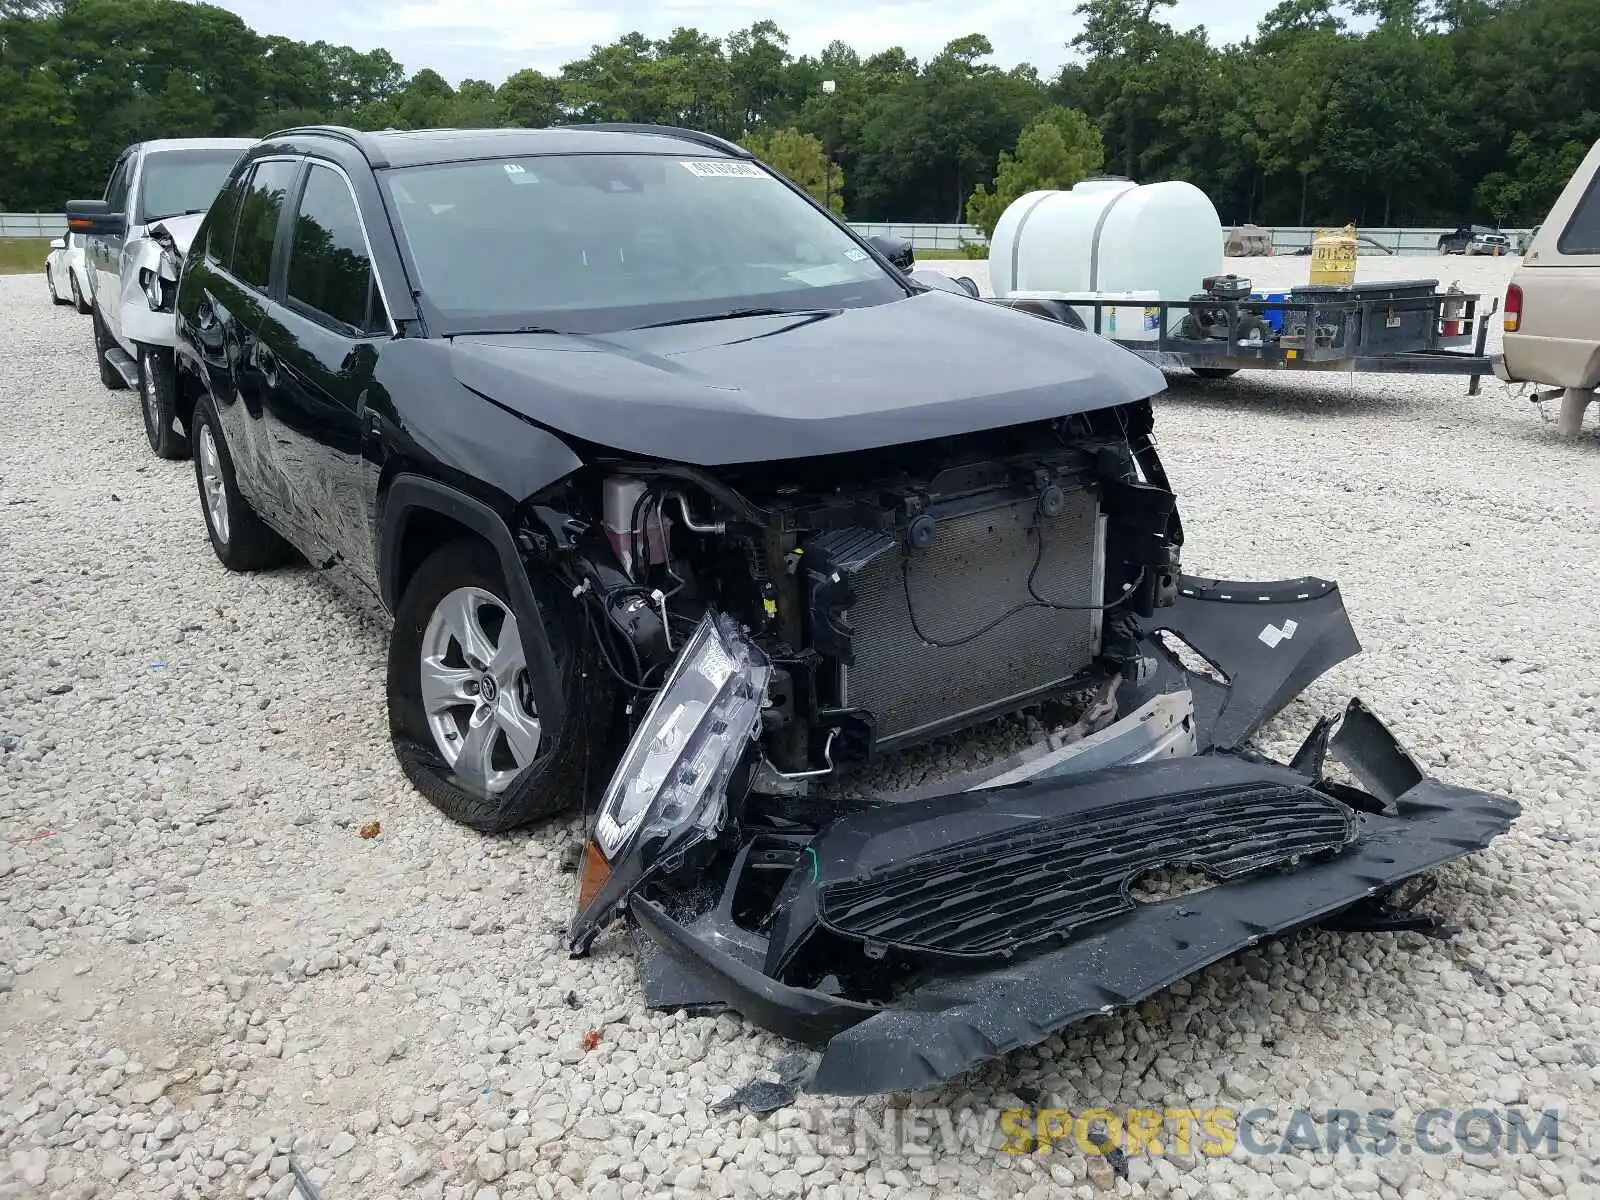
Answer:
[{"xmin": 1283, "ymin": 279, "xmax": 1446, "ymax": 354}]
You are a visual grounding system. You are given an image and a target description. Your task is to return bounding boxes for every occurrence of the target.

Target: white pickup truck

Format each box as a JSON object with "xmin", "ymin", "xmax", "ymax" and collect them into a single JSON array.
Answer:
[{"xmin": 66, "ymin": 138, "xmax": 255, "ymax": 457}]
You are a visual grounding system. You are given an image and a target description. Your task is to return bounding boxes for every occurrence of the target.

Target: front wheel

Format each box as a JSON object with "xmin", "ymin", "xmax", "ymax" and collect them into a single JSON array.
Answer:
[
  {"xmin": 138, "ymin": 346, "xmax": 189, "ymax": 459},
  {"xmin": 387, "ymin": 539, "xmax": 616, "ymax": 833}
]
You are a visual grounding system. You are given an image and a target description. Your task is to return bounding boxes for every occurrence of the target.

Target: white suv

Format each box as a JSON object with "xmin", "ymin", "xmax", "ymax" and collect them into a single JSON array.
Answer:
[{"xmin": 66, "ymin": 138, "xmax": 256, "ymax": 457}]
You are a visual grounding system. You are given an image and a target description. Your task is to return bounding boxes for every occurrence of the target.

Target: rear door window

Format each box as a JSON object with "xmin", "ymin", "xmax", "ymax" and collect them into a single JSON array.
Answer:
[
  {"xmin": 284, "ymin": 163, "xmax": 386, "ymax": 335},
  {"xmin": 1557, "ymin": 172, "xmax": 1600, "ymax": 256},
  {"xmin": 232, "ymin": 160, "xmax": 300, "ymax": 290}
]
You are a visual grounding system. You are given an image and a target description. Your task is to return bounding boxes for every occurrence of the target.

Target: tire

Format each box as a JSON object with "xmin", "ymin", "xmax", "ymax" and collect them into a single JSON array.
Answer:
[
  {"xmin": 387, "ymin": 539, "xmax": 617, "ymax": 833},
  {"xmin": 71, "ymin": 274, "xmax": 91, "ymax": 315},
  {"xmin": 189, "ymin": 394, "xmax": 293, "ymax": 571},
  {"xmin": 91, "ymin": 304, "xmax": 126, "ymax": 390},
  {"xmin": 47, "ymin": 271, "xmax": 66, "ymax": 306},
  {"xmin": 137, "ymin": 345, "xmax": 189, "ymax": 459},
  {"xmin": 1191, "ymin": 367, "xmax": 1240, "ymax": 379}
]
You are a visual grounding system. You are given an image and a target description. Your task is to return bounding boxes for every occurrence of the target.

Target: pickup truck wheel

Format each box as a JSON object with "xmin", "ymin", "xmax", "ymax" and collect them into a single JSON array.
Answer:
[
  {"xmin": 91, "ymin": 304, "xmax": 126, "ymax": 390},
  {"xmin": 138, "ymin": 346, "xmax": 189, "ymax": 460},
  {"xmin": 387, "ymin": 539, "xmax": 616, "ymax": 833},
  {"xmin": 190, "ymin": 395, "xmax": 293, "ymax": 571}
]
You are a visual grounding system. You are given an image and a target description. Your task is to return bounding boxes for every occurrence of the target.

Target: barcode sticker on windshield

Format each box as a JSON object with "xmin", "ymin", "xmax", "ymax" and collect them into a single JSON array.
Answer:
[{"xmin": 681, "ymin": 160, "xmax": 766, "ymax": 179}]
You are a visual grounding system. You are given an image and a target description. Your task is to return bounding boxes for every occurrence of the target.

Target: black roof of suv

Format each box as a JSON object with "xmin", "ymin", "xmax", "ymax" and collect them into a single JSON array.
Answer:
[{"xmin": 259, "ymin": 123, "xmax": 753, "ymax": 170}]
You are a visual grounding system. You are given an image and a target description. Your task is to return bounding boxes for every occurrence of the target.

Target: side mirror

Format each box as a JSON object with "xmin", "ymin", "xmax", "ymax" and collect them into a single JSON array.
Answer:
[
  {"xmin": 866, "ymin": 234, "xmax": 915, "ymax": 272},
  {"xmin": 65, "ymin": 199, "xmax": 125, "ymax": 238},
  {"xmin": 49, "ymin": 237, "xmax": 65, "ymax": 251}
]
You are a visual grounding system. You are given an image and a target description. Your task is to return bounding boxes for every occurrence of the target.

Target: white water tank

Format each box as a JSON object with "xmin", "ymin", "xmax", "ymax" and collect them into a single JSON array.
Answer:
[{"xmin": 988, "ymin": 179, "xmax": 1224, "ymax": 331}]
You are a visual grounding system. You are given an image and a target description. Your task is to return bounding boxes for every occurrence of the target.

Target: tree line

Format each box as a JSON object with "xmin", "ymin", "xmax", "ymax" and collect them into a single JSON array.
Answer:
[{"xmin": 1, "ymin": 0, "xmax": 1595, "ymax": 228}]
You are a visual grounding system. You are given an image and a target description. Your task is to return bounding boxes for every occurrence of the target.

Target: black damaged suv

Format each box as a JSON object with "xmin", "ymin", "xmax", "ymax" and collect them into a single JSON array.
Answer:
[
  {"xmin": 171, "ymin": 122, "xmax": 1176, "ymax": 832},
  {"xmin": 170, "ymin": 126, "xmax": 1520, "ymax": 1093}
]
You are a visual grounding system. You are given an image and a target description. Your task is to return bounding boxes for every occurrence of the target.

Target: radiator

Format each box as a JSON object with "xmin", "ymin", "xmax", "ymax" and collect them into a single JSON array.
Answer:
[{"xmin": 804, "ymin": 485, "xmax": 1104, "ymax": 747}]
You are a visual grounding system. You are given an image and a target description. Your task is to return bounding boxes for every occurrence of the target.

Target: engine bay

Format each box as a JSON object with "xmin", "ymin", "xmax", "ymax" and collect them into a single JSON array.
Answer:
[{"xmin": 528, "ymin": 400, "xmax": 1185, "ymax": 781}]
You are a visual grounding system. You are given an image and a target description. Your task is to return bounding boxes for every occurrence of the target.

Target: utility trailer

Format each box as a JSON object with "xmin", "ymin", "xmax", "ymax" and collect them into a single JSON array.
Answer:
[{"xmin": 986, "ymin": 277, "xmax": 1503, "ymax": 396}]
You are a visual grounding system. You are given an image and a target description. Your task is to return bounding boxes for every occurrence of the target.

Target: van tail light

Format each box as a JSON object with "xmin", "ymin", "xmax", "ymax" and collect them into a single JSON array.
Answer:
[{"xmin": 1504, "ymin": 283, "xmax": 1522, "ymax": 333}]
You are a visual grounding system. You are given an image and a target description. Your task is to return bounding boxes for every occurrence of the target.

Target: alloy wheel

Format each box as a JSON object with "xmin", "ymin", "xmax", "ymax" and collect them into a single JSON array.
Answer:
[
  {"xmin": 141, "ymin": 354, "xmax": 160, "ymax": 435},
  {"xmin": 197, "ymin": 425, "xmax": 230, "ymax": 545},
  {"xmin": 419, "ymin": 586, "xmax": 541, "ymax": 794}
]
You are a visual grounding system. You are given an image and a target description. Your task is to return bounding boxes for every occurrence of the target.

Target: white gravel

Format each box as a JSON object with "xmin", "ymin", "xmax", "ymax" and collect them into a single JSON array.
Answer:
[{"xmin": 2, "ymin": 257, "xmax": 1599, "ymax": 1200}]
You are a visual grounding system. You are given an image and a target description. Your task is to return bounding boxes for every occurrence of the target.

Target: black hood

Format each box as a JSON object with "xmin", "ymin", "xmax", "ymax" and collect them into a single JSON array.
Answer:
[{"xmin": 449, "ymin": 291, "xmax": 1166, "ymax": 465}]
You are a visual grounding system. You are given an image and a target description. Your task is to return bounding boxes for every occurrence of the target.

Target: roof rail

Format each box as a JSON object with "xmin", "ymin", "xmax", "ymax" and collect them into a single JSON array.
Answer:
[
  {"xmin": 258, "ymin": 125, "xmax": 389, "ymax": 167},
  {"xmin": 561, "ymin": 123, "xmax": 752, "ymax": 158}
]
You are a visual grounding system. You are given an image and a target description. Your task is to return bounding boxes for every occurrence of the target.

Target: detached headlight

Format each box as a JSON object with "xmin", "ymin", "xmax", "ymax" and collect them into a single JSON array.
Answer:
[{"xmin": 569, "ymin": 611, "xmax": 769, "ymax": 952}]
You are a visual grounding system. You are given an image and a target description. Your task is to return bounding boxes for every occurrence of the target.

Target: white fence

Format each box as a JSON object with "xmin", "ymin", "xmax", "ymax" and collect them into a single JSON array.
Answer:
[
  {"xmin": 1258, "ymin": 226, "xmax": 1533, "ymax": 256},
  {"xmin": 2, "ymin": 212, "xmax": 1532, "ymax": 257},
  {"xmin": 1, "ymin": 213, "xmax": 68, "ymax": 238},
  {"xmin": 851, "ymin": 223, "xmax": 1537, "ymax": 256},
  {"xmin": 850, "ymin": 222, "xmax": 986, "ymax": 252}
]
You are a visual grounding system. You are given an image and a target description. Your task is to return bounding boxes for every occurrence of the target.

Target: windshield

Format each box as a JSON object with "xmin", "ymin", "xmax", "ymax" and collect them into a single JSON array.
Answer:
[
  {"xmin": 380, "ymin": 153, "xmax": 905, "ymax": 334},
  {"xmin": 138, "ymin": 149, "xmax": 249, "ymax": 225}
]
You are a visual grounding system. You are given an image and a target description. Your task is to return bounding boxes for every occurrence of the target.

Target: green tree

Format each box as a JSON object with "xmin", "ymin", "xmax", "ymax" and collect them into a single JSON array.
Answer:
[
  {"xmin": 964, "ymin": 107, "xmax": 1104, "ymax": 236},
  {"xmin": 740, "ymin": 126, "xmax": 844, "ymax": 213},
  {"xmin": 498, "ymin": 68, "xmax": 562, "ymax": 128}
]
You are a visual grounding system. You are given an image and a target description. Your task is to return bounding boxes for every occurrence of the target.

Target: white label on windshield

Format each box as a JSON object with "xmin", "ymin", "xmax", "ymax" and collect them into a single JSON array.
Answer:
[
  {"xmin": 843, "ymin": 248, "xmax": 868, "ymax": 261},
  {"xmin": 503, "ymin": 163, "xmax": 538, "ymax": 184},
  {"xmin": 680, "ymin": 160, "xmax": 766, "ymax": 178}
]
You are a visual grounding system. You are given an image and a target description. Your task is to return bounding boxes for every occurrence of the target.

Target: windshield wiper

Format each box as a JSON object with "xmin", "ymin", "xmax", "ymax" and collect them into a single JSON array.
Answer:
[
  {"xmin": 143, "ymin": 208, "xmax": 210, "ymax": 223},
  {"xmin": 631, "ymin": 307, "xmax": 836, "ymax": 331},
  {"xmin": 449, "ymin": 325, "xmax": 570, "ymax": 337}
]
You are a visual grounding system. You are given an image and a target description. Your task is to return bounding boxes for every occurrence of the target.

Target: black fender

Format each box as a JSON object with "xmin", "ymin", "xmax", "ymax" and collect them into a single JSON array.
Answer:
[{"xmin": 379, "ymin": 475, "xmax": 568, "ymax": 733}]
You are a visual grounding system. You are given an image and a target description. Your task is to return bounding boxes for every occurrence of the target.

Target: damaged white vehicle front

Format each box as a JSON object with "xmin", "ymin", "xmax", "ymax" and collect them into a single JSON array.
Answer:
[{"xmin": 66, "ymin": 137, "xmax": 256, "ymax": 459}]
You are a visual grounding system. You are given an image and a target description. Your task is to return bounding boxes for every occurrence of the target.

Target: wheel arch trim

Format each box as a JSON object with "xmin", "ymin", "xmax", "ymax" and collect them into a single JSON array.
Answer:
[{"xmin": 379, "ymin": 475, "xmax": 568, "ymax": 733}]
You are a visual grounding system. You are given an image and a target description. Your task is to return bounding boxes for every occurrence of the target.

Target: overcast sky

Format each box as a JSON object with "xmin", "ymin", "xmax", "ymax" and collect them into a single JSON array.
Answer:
[{"xmin": 212, "ymin": 0, "xmax": 1278, "ymax": 88}]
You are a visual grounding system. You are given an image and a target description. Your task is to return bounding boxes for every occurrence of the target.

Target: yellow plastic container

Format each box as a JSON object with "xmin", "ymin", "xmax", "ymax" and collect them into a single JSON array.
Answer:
[{"xmin": 1309, "ymin": 224, "xmax": 1358, "ymax": 286}]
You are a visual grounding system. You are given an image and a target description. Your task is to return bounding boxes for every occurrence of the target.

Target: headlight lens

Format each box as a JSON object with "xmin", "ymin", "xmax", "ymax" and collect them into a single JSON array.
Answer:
[
  {"xmin": 570, "ymin": 611, "xmax": 769, "ymax": 949},
  {"xmin": 592, "ymin": 611, "xmax": 768, "ymax": 860},
  {"xmin": 141, "ymin": 254, "xmax": 178, "ymax": 312}
]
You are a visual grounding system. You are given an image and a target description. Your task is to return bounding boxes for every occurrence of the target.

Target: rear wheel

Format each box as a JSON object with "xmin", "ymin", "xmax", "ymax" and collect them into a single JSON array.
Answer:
[
  {"xmin": 91, "ymin": 304, "xmax": 126, "ymax": 390},
  {"xmin": 47, "ymin": 270, "xmax": 65, "ymax": 306},
  {"xmin": 137, "ymin": 345, "xmax": 189, "ymax": 459},
  {"xmin": 387, "ymin": 539, "xmax": 616, "ymax": 833},
  {"xmin": 190, "ymin": 395, "xmax": 293, "ymax": 571},
  {"xmin": 71, "ymin": 274, "xmax": 91, "ymax": 315}
]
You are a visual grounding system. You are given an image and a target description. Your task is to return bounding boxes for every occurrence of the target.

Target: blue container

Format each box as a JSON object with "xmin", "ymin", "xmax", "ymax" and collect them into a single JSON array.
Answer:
[{"xmin": 1252, "ymin": 291, "xmax": 1290, "ymax": 333}]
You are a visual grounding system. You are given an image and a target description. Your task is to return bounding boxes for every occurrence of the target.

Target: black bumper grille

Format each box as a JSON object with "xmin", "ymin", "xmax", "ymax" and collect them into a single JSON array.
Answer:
[
  {"xmin": 806, "ymin": 487, "xmax": 1102, "ymax": 746},
  {"xmin": 816, "ymin": 784, "xmax": 1358, "ymax": 959}
]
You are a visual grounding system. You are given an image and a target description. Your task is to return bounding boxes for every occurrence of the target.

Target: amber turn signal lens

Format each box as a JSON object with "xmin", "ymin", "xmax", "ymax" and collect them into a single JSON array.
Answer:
[{"xmin": 576, "ymin": 841, "xmax": 612, "ymax": 912}]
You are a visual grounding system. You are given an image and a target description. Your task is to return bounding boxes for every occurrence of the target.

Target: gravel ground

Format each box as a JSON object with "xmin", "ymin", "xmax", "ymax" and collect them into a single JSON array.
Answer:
[{"xmin": 2, "ymin": 256, "xmax": 1598, "ymax": 1200}]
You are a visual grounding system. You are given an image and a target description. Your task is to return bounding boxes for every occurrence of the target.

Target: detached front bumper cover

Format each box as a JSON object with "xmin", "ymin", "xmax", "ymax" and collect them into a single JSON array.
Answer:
[
  {"xmin": 581, "ymin": 577, "xmax": 1520, "ymax": 1097},
  {"xmin": 634, "ymin": 700, "xmax": 1517, "ymax": 1096}
]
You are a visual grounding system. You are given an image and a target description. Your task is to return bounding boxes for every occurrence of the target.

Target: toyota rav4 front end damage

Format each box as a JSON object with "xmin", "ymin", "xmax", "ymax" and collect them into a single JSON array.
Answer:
[{"xmin": 569, "ymin": 578, "xmax": 1519, "ymax": 1098}]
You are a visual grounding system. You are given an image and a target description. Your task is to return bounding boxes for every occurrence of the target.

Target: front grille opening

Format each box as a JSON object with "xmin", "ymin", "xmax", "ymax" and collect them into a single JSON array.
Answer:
[{"xmin": 1126, "ymin": 863, "xmax": 1218, "ymax": 904}]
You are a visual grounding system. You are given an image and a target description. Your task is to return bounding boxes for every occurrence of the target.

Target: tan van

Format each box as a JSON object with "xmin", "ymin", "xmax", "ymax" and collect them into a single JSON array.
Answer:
[{"xmin": 1499, "ymin": 137, "xmax": 1600, "ymax": 434}]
